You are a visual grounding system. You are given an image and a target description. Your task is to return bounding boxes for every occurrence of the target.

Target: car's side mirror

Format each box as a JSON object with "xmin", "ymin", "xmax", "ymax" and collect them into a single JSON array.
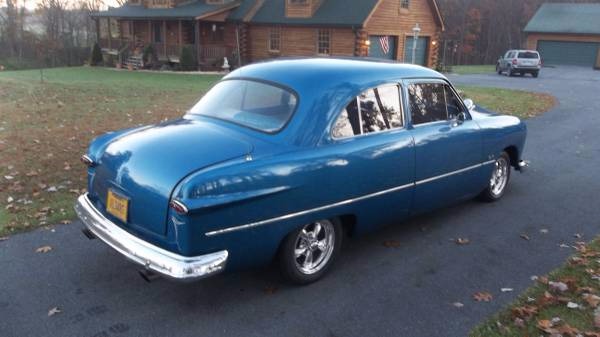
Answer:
[{"xmin": 463, "ymin": 98, "xmax": 475, "ymax": 111}]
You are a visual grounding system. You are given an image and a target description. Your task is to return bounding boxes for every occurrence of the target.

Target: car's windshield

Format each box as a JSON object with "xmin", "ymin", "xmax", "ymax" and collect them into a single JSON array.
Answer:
[
  {"xmin": 518, "ymin": 52, "xmax": 539, "ymax": 59},
  {"xmin": 188, "ymin": 79, "xmax": 297, "ymax": 133}
]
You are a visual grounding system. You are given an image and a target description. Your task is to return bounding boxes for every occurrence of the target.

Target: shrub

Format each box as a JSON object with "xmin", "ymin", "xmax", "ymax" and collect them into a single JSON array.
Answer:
[
  {"xmin": 104, "ymin": 54, "xmax": 115, "ymax": 67},
  {"xmin": 179, "ymin": 45, "xmax": 197, "ymax": 71},
  {"xmin": 143, "ymin": 44, "xmax": 157, "ymax": 66},
  {"xmin": 90, "ymin": 43, "xmax": 103, "ymax": 66}
]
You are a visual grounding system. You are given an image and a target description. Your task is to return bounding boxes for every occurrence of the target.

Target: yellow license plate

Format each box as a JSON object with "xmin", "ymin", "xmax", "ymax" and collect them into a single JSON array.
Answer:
[{"xmin": 106, "ymin": 190, "xmax": 129, "ymax": 223}]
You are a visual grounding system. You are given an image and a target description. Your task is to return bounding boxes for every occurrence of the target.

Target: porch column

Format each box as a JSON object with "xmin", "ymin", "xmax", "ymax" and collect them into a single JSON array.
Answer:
[
  {"xmin": 194, "ymin": 20, "xmax": 201, "ymax": 65},
  {"xmin": 178, "ymin": 20, "xmax": 182, "ymax": 48},
  {"xmin": 95, "ymin": 18, "xmax": 100, "ymax": 43},
  {"xmin": 148, "ymin": 20, "xmax": 151, "ymax": 43},
  {"xmin": 163, "ymin": 20, "xmax": 167, "ymax": 57},
  {"xmin": 107, "ymin": 18, "xmax": 112, "ymax": 49}
]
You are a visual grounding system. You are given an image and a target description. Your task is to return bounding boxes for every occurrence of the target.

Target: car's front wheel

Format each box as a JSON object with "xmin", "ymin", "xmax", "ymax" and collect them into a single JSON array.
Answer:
[
  {"xmin": 279, "ymin": 219, "xmax": 342, "ymax": 284},
  {"xmin": 496, "ymin": 64, "xmax": 502, "ymax": 75},
  {"xmin": 479, "ymin": 152, "xmax": 511, "ymax": 202}
]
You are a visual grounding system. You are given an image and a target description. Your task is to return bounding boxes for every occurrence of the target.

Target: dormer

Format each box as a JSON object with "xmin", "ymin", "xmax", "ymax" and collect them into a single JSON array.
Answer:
[{"xmin": 285, "ymin": 0, "xmax": 324, "ymax": 18}]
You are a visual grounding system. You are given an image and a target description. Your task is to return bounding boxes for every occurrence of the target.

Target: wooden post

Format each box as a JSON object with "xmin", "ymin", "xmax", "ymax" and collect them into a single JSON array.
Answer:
[
  {"xmin": 178, "ymin": 20, "xmax": 182, "ymax": 48},
  {"xmin": 107, "ymin": 18, "xmax": 112, "ymax": 49},
  {"xmin": 148, "ymin": 20, "xmax": 151, "ymax": 43},
  {"xmin": 195, "ymin": 20, "xmax": 201, "ymax": 65},
  {"xmin": 163, "ymin": 20, "xmax": 167, "ymax": 57},
  {"xmin": 95, "ymin": 18, "xmax": 100, "ymax": 44}
]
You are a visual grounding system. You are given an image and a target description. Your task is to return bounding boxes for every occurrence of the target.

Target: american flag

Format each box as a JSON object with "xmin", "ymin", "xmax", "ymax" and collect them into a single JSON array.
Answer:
[{"xmin": 379, "ymin": 36, "xmax": 390, "ymax": 55}]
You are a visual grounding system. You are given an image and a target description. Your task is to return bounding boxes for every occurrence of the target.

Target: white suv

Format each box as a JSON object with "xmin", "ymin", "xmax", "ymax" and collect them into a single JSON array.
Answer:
[{"xmin": 497, "ymin": 50, "xmax": 542, "ymax": 77}]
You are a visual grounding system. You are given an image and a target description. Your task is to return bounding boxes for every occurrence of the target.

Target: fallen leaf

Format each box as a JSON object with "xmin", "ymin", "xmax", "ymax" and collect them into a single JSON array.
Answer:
[
  {"xmin": 549, "ymin": 281, "xmax": 569, "ymax": 293},
  {"xmin": 263, "ymin": 286, "xmax": 278, "ymax": 295},
  {"xmin": 35, "ymin": 245, "xmax": 52, "ymax": 253},
  {"xmin": 540, "ymin": 228, "xmax": 549, "ymax": 234},
  {"xmin": 583, "ymin": 294, "xmax": 600, "ymax": 308},
  {"xmin": 512, "ymin": 305, "xmax": 538, "ymax": 320},
  {"xmin": 559, "ymin": 243, "xmax": 571, "ymax": 248},
  {"xmin": 59, "ymin": 220, "xmax": 71, "ymax": 225},
  {"xmin": 520, "ymin": 234, "xmax": 530, "ymax": 241},
  {"xmin": 537, "ymin": 319, "xmax": 557, "ymax": 334},
  {"xmin": 557, "ymin": 324, "xmax": 580, "ymax": 336},
  {"xmin": 595, "ymin": 307, "xmax": 600, "ymax": 328},
  {"xmin": 513, "ymin": 317, "xmax": 525, "ymax": 328},
  {"xmin": 473, "ymin": 291, "xmax": 493, "ymax": 302},
  {"xmin": 574, "ymin": 233, "xmax": 583, "ymax": 239},
  {"xmin": 501, "ymin": 288, "xmax": 514, "ymax": 292},
  {"xmin": 567, "ymin": 301, "xmax": 580, "ymax": 309},
  {"xmin": 47, "ymin": 307, "xmax": 61, "ymax": 316},
  {"xmin": 455, "ymin": 238, "xmax": 470, "ymax": 245},
  {"xmin": 0, "ymin": 236, "xmax": 8, "ymax": 241},
  {"xmin": 382, "ymin": 240, "xmax": 401, "ymax": 248},
  {"xmin": 452, "ymin": 302, "xmax": 464, "ymax": 308}
]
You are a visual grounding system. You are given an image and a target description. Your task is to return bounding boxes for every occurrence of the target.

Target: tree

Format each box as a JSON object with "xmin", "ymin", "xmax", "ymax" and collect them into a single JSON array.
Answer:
[{"xmin": 90, "ymin": 42, "xmax": 102, "ymax": 65}]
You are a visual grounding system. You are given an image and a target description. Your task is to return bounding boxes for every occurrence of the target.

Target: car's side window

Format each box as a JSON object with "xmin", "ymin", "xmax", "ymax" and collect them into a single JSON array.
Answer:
[
  {"xmin": 407, "ymin": 83, "xmax": 447, "ymax": 125},
  {"xmin": 332, "ymin": 84, "xmax": 403, "ymax": 139},
  {"xmin": 408, "ymin": 82, "xmax": 466, "ymax": 125}
]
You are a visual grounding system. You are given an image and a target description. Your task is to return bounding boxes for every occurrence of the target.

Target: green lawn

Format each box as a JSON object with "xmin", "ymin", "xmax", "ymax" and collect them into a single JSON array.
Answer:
[
  {"xmin": 451, "ymin": 65, "xmax": 496, "ymax": 75},
  {"xmin": 0, "ymin": 67, "xmax": 220, "ymax": 235},
  {"xmin": 0, "ymin": 66, "xmax": 556, "ymax": 235},
  {"xmin": 457, "ymin": 85, "xmax": 556, "ymax": 119},
  {"xmin": 471, "ymin": 238, "xmax": 600, "ymax": 337}
]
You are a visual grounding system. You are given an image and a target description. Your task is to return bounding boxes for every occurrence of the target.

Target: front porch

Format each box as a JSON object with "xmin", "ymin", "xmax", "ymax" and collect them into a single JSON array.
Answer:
[{"xmin": 96, "ymin": 17, "xmax": 238, "ymax": 69}]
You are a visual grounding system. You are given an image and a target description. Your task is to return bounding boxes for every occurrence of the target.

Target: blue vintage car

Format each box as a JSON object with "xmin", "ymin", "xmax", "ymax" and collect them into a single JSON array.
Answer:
[{"xmin": 75, "ymin": 59, "xmax": 527, "ymax": 284}]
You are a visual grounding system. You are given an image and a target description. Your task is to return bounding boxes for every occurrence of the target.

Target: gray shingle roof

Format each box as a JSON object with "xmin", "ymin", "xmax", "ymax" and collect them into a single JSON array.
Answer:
[
  {"xmin": 92, "ymin": 1, "xmax": 239, "ymax": 19},
  {"xmin": 247, "ymin": 0, "xmax": 380, "ymax": 27},
  {"xmin": 524, "ymin": 3, "xmax": 600, "ymax": 35}
]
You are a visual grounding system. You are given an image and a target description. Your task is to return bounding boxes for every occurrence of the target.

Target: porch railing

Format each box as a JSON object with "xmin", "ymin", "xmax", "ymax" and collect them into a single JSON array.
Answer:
[{"xmin": 202, "ymin": 45, "xmax": 227, "ymax": 61}]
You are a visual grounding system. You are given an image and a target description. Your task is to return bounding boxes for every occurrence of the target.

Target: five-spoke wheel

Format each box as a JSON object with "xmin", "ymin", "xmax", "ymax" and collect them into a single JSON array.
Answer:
[
  {"xmin": 279, "ymin": 219, "xmax": 342, "ymax": 284},
  {"xmin": 480, "ymin": 151, "xmax": 511, "ymax": 202}
]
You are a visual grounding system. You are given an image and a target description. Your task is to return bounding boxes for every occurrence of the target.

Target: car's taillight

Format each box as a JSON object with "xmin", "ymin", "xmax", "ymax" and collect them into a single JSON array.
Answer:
[
  {"xmin": 80, "ymin": 154, "xmax": 95, "ymax": 167},
  {"xmin": 512, "ymin": 59, "xmax": 518, "ymax": 65},
  {"xmin": 169, "ymin": 200, "xmax": 189, "ymax": 215}
]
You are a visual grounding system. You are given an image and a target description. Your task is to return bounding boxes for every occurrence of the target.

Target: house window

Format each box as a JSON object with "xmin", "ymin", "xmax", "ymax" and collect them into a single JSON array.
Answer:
[
  {"xmin": 153, "ymin": 23, "xmax": 162, "ymax": 43},
  {"xmin": 317, "ymin": 29, "xmax": 330, "ymax": 55},
  {"xmin": 289, "ymin": 0, "xmax": 308, "ymax": 4},
  {"xmin": 401, "ymin": 0, "xmax": 410, "ymax": 9},
  {"xmin": 268, "ymin": 26, "xmax": 281, "ymax": 52}
]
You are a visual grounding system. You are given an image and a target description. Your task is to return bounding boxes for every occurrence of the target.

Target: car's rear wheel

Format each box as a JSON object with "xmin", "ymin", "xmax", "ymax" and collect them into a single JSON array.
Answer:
[
  {"xmin": 532, "ymin": 71, "xmax": 539, "ymax": 78},
  {"xmin": 279, "ymin": 219, "xmax": 342, "ymax": 284},
  {"xmin": 479, "ymin": 152, "xmax": 511, "ymax": 202},
  {"xmin": 496, "ymin": 64, "xmax": 502, "ymax": 75}
]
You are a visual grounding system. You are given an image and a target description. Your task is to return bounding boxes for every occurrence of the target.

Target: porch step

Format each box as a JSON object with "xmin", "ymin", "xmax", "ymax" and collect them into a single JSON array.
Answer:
[{"xmin": 124, "ymin": 55, "xmax": 143, "ymax": 70}]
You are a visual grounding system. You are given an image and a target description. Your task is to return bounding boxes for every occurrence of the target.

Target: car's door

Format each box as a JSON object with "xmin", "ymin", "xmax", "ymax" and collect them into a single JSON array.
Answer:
[
  {"xmin": 403, "ymin": 79, "xmax": 485, "ymax": 213},
  {"xmin": 327, "ymin": 83, "xmax": 415, "ymax": 226},
  {"xmin": 501, "ymin": 51, "xmax": 511, "ymax": 70}
]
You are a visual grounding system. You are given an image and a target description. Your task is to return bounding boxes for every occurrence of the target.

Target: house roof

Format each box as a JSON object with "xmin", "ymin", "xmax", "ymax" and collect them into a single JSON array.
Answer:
[
  {"xmin": 524, "ymin": 3, "xmax": 600, "ymax": 35},
  {"xmin": 246, "ymin": 0, "xmax": 380, "ymax": 27},
  {"xmin": 92, "ymin": 1, "xmax": 241, "ymax": 19}
]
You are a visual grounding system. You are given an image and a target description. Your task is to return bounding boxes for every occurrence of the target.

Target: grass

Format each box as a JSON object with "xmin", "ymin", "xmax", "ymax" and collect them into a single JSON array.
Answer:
[
  {"xmin": 451, "ymin": 65, "xmax": 496, "ymax": 75},
  {"xmin": 0, "ymin": 67, "xmax": 221, "ymax": 236},
  {"xmin": 0, "ymin": 67, "xmax": 556, "ymax": 236},
  {"xmin": 457, "ymin": 85, "xmax": 556, "ymax": 119},
  {"xmin": 471, "ymin": 239, "xmax": 600, "ymax": 337}
]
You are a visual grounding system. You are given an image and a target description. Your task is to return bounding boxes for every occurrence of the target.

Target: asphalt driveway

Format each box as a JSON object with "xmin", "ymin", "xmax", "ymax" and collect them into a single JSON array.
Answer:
[{"xmin": 2, "ymin": 66, "xmax": 600, "ymax": 337}]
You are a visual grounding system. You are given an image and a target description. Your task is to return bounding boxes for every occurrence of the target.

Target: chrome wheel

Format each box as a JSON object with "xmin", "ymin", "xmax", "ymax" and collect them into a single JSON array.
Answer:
[
  {"xmin": 490, "ymin": 156, "xmax": 509, "ymax": 196},
  {"xmin": 294, "ymin": 220, "xmax": 335, "ymax": 275}
]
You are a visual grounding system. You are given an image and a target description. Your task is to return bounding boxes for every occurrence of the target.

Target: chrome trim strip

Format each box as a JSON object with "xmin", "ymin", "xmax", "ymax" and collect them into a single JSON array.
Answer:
[
  {"xmin": 206, "ymin": 159, "xmax": 495, "ymax": 237},
  {"xmin": 415, "ymin": 163, "xmax": 482, "ymax": 185},
  {"xmin": 75, "ymin": 194, "xmax": 228, "ymax": 280},
  {"xmin": 205, "ymin": 182, "xmax": 414, "ymax": 237}
]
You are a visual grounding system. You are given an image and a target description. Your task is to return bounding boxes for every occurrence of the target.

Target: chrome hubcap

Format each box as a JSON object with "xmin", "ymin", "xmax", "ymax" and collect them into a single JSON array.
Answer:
[
  {"xmin": 294, "ymin": 220, "xmax": 335, "ymax": 275},
  {"xmin": 490, "ymin": 157, "xmax": 509, "ymax": 196}
]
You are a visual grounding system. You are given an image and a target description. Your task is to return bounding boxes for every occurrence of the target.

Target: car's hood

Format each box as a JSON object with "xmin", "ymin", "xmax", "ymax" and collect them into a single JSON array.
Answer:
[{"xmin": 89, "ymin": 118, "xmax": 253, "ymax": 236}]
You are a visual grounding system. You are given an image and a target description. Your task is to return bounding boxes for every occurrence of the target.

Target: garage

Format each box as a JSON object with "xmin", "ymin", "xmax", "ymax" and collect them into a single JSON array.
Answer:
[
  {"xmin": 524, "ymin": 3, "xmax": 600, "ymax": 69},
  {"xmin": 538, "ymin": 41, "xmax": 600, "ymax": 67},
  {"xmin": 403, "ymin": 37, "xmax": 429, "ymax": 66},
  {"xmin": 369, "ymin": 35, "xmax": 397, "ymax": 60}
]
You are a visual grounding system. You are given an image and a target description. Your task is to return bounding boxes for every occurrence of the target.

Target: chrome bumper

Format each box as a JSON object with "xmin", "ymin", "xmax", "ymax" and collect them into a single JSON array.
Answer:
[
  {"xmin": 517, "ymin": 160, "xmax": 529, "ymax": 172},
  {"xmin": 74, "ymin": 194, "xmax": 228, "ymax": 281}
]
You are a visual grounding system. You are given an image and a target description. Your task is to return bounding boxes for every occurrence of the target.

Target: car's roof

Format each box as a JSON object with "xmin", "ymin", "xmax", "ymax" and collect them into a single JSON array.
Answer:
[
  {"xmin": 508, "ymin": 49, "xmax": 540, "ymax": 53},
  {"xmin": 225, "ymin": 58, "xmax": 446, "ymax": 93}
]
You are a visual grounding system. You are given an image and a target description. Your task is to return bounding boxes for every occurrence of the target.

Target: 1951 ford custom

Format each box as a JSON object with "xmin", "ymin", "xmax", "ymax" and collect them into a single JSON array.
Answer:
[{"xmin": 75, "ymin": 58, "xmax": 527, "ymax": 284}]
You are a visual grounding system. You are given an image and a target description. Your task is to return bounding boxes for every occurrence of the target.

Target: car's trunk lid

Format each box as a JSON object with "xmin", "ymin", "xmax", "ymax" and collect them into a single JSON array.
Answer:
[{"xmin": 89, "ymin": 118, "xmax": 252, "ymax": 236}]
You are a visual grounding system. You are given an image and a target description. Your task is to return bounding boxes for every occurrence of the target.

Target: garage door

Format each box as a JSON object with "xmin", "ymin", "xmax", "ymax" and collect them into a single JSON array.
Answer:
[
  {"xmin": 369, "ymin": 35, "xmax": 397, "ymax": 60},
  {"xmin": 404, "ymin": 37, "xmax": 429, "ymax": 66},
  {"xmin": 538, "ymin": 40, "xmax": 600, "ymax": 67}
]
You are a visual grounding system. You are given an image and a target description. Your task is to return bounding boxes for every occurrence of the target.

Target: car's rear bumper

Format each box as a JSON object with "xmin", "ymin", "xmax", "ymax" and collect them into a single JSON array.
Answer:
[
  {"xmin": 513, "ymin": 66, "xmax": 540, "ymax": 71},
  {"xmin": 74, "ymin": 193, "xmax": 228, "ymax": 281}
]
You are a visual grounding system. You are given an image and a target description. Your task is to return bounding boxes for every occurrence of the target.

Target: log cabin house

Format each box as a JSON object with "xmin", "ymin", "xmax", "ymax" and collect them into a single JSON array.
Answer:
[{"xmin": 92, "ymin": 0, "xmax": 444, "ymax": 69}]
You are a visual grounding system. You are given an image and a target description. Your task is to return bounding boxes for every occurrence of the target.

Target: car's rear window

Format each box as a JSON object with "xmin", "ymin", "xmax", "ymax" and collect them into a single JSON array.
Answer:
[
  {"xmin": 189, "ymin": 79, "xmax": 297, "ymax": 133},
  {"xmin": 518, "ymin": 52, "xmax": 539, "ymax": 59}
]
